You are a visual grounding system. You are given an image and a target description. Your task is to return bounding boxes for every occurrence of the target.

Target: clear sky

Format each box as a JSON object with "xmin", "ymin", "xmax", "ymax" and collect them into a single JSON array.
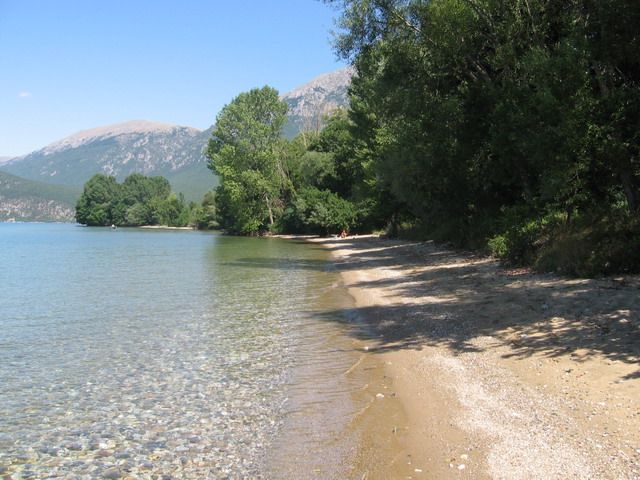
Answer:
[{"xmin": 0, "ymin": 0, "xmax": 346, "ymax": 156}]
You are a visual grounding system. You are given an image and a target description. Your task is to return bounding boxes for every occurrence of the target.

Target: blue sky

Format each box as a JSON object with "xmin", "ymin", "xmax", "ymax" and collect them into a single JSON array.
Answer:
[{"xmin": 0, "ymin": 0, "xmax": 346, "ymax": 156}]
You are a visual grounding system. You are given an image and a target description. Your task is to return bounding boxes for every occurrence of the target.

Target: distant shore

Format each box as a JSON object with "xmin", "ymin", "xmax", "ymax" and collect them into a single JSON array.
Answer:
[
  {"xmin": 139, "ymin": 225, "xmax": 196, "ymax": 230},
  {"xmin": 310, "ymin": 235, "xmax": 640, "ymax": 478}
]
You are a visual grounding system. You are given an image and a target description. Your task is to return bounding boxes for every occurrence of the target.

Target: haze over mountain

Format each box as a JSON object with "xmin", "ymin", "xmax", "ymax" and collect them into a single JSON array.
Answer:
[{"xmin": 0, "ymin": 67, "xmax": 352, "ymax": 220}]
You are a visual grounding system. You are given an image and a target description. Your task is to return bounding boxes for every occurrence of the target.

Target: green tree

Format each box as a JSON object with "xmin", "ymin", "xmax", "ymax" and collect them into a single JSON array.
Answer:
[
  {"xmin": 282, "ymin": 186, "xmax": 357, "ymax": 235},
  {"xmin": 326, "ymin": 0, "xmax": 640, "ymax": 272},
  {"xmin": 76, "ymin": 173, "xmax": 189, "ymax": 227},
  {"xmin": 121, "ymin": 173, "xmax": 171, "ymax": 206},
  {"xmin": 75, "ymin": 174, "xmax": 121, "ymax": 226},
  {"xmin": 192, "ymin": 190, "xmax": 219, "ymax": 229},
  {"xmin": 149, "ymin": 193, "xmax": 188, "ymax": 227},
  {"xmin": 206, "ymin": 86, "xmax": 290, "ymax": 234}
]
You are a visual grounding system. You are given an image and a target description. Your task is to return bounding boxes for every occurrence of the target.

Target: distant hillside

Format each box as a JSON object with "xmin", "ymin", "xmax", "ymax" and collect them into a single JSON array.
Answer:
[
  {"xmin": 0, "ymin": 171, "xmax": 80, "ymax": 222},
  {"xmin": 281, "ymin": 67, "xmax": 353, "ymax": 138},
  {"xmin": 1, "ymin": 120, "xmax": 215, "ymax": 202}
]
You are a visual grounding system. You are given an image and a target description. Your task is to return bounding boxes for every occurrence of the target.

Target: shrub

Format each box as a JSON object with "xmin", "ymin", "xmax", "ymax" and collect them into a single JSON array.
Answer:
[
  {"xmin": 282, "ymin": 187, "xmax": 357, "ymax": 235},
  {"xmin": 536, "ymin": 212, "xmax": 640, "ymax": 276},
  {"xmin": 488, "ymin": 234, "xmax": 508, "ymax": 258}
]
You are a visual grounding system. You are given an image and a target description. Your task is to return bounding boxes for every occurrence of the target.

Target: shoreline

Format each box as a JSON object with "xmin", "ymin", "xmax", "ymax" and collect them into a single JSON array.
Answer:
[
  {"xmin": 310, "ymin": 235, "xmax": 640, "ymax": 478},
  {"xmin": 138, "ymin": 225, "xmax": 196, "ymax": 230}
]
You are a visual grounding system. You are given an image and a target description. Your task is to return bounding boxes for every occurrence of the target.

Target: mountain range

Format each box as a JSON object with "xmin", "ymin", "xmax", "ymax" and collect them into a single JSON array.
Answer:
[{"xmin": 0, "ymin": 67, "xmax": 352, "ymax": 222}]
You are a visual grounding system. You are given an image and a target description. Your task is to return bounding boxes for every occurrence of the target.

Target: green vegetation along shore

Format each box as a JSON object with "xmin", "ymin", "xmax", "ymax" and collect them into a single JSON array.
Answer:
[
  {"xmin": 75, "ymin": 173, "xmax": 216, "ymax": 228},
  {"xmin": 201, "ymin": 0, "xmax": 640, "ymax": 277},
  {"xmin": 77, "ymin": 1, "xmax": 640, "ymax": 277}
]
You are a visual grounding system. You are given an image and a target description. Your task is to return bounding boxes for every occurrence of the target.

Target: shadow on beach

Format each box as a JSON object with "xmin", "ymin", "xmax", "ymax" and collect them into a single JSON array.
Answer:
[{"xmin": 229, "ymin": 237, "xmax": 640, "ymax": 380}]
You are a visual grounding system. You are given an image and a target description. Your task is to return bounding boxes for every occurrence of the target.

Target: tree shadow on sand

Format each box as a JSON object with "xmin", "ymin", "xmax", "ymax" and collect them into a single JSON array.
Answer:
[{"xmin": 233, "ymin": 237, "xmax": 640, "ymax": 380}]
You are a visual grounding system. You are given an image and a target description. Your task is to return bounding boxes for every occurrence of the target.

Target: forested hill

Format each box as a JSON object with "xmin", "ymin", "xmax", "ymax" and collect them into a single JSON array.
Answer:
[{"xmin": 0, "ymin": 171, "xmax": 79, "ymax": 222}]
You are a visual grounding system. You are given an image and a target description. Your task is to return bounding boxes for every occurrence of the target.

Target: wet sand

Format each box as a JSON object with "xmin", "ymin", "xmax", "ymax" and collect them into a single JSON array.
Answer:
[{"xmin": 310, "ymin": 235, "xmax": 640, "ymax": 479}]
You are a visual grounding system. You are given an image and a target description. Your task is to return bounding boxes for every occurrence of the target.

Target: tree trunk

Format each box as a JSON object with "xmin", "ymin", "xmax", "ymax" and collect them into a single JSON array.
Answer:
[
  {"xmin": 620, "ymin": 170, "xmax": 639, "ymax": 213},
  {"xmin": 265, "ymin": 194, "xmax": 274, "ymax": 225}
]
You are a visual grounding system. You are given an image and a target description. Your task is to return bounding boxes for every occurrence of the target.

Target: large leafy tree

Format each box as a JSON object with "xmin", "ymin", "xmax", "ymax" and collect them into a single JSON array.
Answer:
[
  {"xmin": 328, "ymin": 0, "xmax": 640, "ymax": 239},
  {"xmin": 206, "ymin": 86, "xmax": 290, "ymax": 234},
  {"xmin": 75, "ymin": 174, "xmax": 120, "ymax": 226}
]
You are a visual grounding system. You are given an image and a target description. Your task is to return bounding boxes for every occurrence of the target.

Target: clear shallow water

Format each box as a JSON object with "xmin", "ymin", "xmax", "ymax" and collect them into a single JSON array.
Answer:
[{"xmin": 0, "ymin": 223, "xmax": 364, "ymax": 479}]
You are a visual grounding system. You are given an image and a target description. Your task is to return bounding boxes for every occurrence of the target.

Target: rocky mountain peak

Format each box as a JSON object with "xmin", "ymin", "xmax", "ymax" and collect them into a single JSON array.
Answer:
[
  {"xmin": 42, "ymin": 120, "xmax": 202, "ymax": 155},
  {"xmin": 282, "ymin": 67, "xmax": 354, "ymax": 104},
  {"xmin": 282, "ymin": 67, "xmax": 354, "ymax": 116},
  {"xmin": 281, "ymin": 66, "xmax": 354, "ymax": 137}
]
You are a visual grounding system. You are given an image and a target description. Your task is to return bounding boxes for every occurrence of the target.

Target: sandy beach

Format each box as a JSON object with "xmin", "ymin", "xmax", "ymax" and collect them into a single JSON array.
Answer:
[{"xmin": 310, "ymin": 235, "xmax": 640, "ymax": 479}]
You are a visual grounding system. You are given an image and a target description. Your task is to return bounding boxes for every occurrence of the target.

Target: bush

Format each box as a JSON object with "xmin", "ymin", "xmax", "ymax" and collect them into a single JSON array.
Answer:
[
  {"xmin": 536, "ymin": 212, "xmax": 640, "ymax": 276},
  {"xmin": 487, "ymin": 208, "xmax": 640, "ymax": 276},
  {"xmin": 282, "ymin": 187, "xmax": 357, "ymax": 235},
  {"xmin": 487, "ymin": 208, "xmax": 563, "ymax": 264},
  {"xmin": 487, "ymin": 234, "xmax": 508, "ymax": 258},
  {"xmin": 192, "ymin": 191, "xmax": 219, "ymax": 229}
]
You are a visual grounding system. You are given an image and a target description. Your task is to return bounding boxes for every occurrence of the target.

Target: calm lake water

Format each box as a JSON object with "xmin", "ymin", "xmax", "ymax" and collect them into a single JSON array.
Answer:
[{"xmin": 0, "ymin": 223, "xmax": 368, "ymax": 479}]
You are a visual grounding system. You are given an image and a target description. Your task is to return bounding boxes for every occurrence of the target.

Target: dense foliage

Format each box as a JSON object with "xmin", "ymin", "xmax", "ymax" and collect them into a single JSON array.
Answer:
[
  {"xmin": 206, "ymin": 87, "xmax": 371, "ymax": 235},
  {"xmin": 76, "ymin": 173, "xmax": 193, "ymax": 227},
  {"xmin": 207, "ymin": 87, "xmax": 290, "ymax": 234},
  {"xmin": 319, "ymin": 0, "xmax": 640, "ymax": 275},
  {"xmin": 203, "ymin": 1, "xmax": 639, "ymax": 274},
  {"xmin": 190, "ymin": 190, "xmax": 219, "ymax": 230}
]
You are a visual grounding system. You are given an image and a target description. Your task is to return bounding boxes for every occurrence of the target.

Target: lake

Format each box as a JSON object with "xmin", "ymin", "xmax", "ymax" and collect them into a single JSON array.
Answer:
[{"xmin": 0, "ymin": 223, "xmax": 369, "ymax": 479}]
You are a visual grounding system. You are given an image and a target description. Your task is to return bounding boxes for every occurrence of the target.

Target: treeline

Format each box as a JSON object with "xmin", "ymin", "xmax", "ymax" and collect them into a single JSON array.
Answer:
[
  {"xmin": 323, "ymin": 0, "xmax": 639, "ymax": 276},
  {"xmin": 207, "ymin": 0, "xmax": 640, "ymax": 275},
  {"xmin": 75, "ymin": 173, "xmax": 217, "ymax": 228},
  {"xmin": 206, "ymin": 87, "xmax": 369, "ymax": 236}
]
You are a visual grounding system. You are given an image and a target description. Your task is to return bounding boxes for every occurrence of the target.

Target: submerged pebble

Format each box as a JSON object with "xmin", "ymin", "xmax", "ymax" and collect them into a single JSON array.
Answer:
[
  {"xmin": 0, "ymin": 228, "xmax": 359, "ymax": 479},
  {"xmin": 1, "ymin": 332, "xmax": 293, "ymax": 478}
]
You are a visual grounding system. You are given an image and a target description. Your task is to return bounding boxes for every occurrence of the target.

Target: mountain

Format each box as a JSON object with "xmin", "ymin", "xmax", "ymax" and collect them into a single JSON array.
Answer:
[
  {"xmin": 281, "ymin": 66, "xmax": 353, "ymax": 138},
  {"xmin": 2, "ymin": 120, "xmax": 216, "ymax": 203},
  {"xmin": 0, "ymin": 171, "xmax": 80, "ymax": 222},
  {"xmin": 0, "ymin": 67, "xmax": 353, "ymax": 220}
]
